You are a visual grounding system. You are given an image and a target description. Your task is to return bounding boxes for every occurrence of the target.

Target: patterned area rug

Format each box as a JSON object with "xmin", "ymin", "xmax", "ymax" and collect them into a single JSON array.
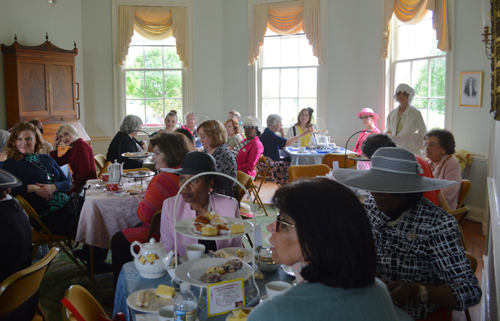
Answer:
[{"xmin": 38, "ymin": 203, "xmax": 278, "ymax": 321}]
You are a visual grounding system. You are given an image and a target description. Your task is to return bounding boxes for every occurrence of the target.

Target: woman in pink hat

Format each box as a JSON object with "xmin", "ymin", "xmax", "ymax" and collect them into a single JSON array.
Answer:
[{"xmin": 354, "ymin": 108, "xmax": 380, "ymax": 155}]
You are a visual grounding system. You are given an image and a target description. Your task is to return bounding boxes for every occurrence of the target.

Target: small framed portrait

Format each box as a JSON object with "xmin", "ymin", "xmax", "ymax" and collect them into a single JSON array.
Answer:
[{"xmin": 459, "ymin": 71, "xmax": 483, "ymax": 107}]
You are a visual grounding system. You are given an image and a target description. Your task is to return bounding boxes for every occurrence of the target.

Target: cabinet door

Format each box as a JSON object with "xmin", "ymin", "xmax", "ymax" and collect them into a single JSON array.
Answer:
[
  {"xmin": 49, "ymin": 61, "xmax": 75, "ymax": 115},
  {"xmin": 18, "ymin": 60, "xmax": 49, "ymax": 116}
]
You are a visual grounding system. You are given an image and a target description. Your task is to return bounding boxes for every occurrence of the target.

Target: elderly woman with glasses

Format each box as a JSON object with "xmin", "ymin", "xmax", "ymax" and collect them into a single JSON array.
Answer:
[
  {"xmin": 333, "ymin": 148, "xmax": 481, "ymax": 320},
  {"xmin": 385, "ymin": 84, "xmax": 427, "ymax": 156},
  {"xmin": 106, "ymin": 115, "xmax": 148, "ymax": 169},
  {"xmin": 231, "ymin": 116, "xmax": 264, "ymax": 177},
  {"xmin": 248, "ymin": 178, "xmax": 399, "ymax": 321},
  {"xmin": 259, "ymin": 114, "xmax": 313, "ymax": 185}
]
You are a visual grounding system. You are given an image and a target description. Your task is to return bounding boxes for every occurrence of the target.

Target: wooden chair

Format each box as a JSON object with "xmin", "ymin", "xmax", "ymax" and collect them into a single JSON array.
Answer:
[
  {"xmin": 254, "ymin": 154, "xmax": 272, "ymax": 193},
  {"xmin": 321, "ymin": 153, "xmax": 357, "ymax": 169},
  {"xmin": 93, "ymin": 154, "xmax": 107, "ymax": 173},
  {"xmin": 15, "ymin": 196, "xmax": 92, "ymax": 285},
  {"xmin": 236, "ymin": 171, "xmax": 268, "ymax": 216},
  {"xmin": 147, "ymin": 209, "xmax": 162, "ymax": 240},
  {"xmin": 62, "ymin": 284, "xmax": 108, "ymax": 321},
  {"xmin": 0, "ymin": 247, "xmax": 59, "ymax": 321},
  {"xmin": 288, "ymin": 164, "xmax": 331, "ymax": 183},
  {"xmin": 448, "ymin": 180, "xmax": 472, "ymax": 250},
  {"xmin": 97, "ymin": 161, "xmax": 111, "ymax": 179}
]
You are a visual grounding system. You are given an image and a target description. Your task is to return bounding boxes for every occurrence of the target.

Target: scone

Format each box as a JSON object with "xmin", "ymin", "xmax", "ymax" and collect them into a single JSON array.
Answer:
[
  {"xmin": 231, "ymin": 223, "xmax": 245, "ymax": 234},
  {"xmin": 201, "ymin": 224, "xmax": 217, "ymax": 236},
  {"xmin": 207, "ymin": 265, "xmax": 226, "ymax": 275}
]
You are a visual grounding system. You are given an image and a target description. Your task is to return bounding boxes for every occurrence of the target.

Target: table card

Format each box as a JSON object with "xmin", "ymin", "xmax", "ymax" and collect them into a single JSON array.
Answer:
[{"xmin": 207, "ymin": 278, "xmax": 245, "ymax": 317}]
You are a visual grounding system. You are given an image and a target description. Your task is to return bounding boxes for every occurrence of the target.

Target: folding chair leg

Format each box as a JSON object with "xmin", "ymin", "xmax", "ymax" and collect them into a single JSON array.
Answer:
[
  {"xmin": 251, "ymin": 189, "xmax": 268, "ymax": 216},
  {"xmin": 56, "ymin": 240, "xmax": 93, "ymax": 287},
  {"xmin": 243, "ymin": 233, "xmax": 253, "ymax": 248},
  {"xmin": 464, "ymin": 308, "xmax": 471, "ymax": 321}
]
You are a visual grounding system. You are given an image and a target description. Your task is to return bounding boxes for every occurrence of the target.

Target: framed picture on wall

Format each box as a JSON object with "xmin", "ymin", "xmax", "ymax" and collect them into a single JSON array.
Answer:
[{"xmin": 459, "ymin": 71, "xmax": 483, "ymax": 107}]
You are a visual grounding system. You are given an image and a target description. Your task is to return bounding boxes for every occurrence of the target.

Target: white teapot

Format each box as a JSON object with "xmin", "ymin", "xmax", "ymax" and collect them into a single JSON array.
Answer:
[
  {"xmin": 108, "ymin": 160, "xmax": 123, "ymax": 182},
  {"xmin": 130, "ymin": 238, "xmax": 175, "ymax": 279},
  {"xmin": 319, "ymin": 135, "xmax": 330, "ymax": 144}
]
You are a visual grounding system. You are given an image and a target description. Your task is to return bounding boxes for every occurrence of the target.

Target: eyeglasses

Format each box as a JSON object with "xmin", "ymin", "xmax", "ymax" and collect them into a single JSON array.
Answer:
[
  {"xmin": 243, "ymin": 126, "xmax": 257, "ymax": 129},
  {"xmin": 396, "ymin": 91, "xmax": 409, "ymax": 96},
  {"xmin": 276, "ymin": 213, "xmax": 296, "ymax": 232},
  {"xmin": 359, "ymin": 116, "xmax": 371, "ymax": 120}
]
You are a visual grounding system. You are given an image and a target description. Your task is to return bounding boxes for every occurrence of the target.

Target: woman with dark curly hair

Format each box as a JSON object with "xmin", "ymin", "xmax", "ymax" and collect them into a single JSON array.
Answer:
[
  {"xmin": 424, "ymin": 129, "xmax": 462, "ymax": 210},
  {"xmin": 248, "ymin": 178, "xmax": 398, "ymax": 321}
]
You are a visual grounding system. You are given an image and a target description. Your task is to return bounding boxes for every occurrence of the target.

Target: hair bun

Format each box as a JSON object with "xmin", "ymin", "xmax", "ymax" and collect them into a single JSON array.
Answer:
[
  {"xmin": 308, "ymin": 107, "xmax": 314, "ymax": 114},
  {"xmin": 170, "ymin": 110, "xmax": 177, "ymax": 115}
]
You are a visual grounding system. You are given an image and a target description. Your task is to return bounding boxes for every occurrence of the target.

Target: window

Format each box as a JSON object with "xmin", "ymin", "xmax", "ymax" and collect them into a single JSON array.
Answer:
[
  {"xmin": 392, "ymin": 11, "xmax": 446, "ymax": 130},
  {"xmin": 125, "ymin": 33, "xmax": 183, "ymax": 128},
  {"xmin": 258, "ymin": 30, "xmax": 318, "ymax": 126}
]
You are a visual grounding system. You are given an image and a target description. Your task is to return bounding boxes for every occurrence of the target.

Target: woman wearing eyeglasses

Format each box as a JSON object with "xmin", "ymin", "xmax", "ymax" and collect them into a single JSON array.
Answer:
[
  {"xmin": 353, "ymin": 108, "xmax": 380, "ymax": 155},
  {"xmin": 385, "ymin": 84, "xmax": 427, "ymax": 156},
  {"xmin": 248, "ymin": 178, "xmax": 399, "ymax": 321}
]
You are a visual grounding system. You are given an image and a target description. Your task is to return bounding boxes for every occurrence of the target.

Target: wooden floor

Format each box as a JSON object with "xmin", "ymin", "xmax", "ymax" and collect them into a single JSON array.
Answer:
[{"xmin": 254, "ymin": 178, "xmax": 486, "ymax": 320}]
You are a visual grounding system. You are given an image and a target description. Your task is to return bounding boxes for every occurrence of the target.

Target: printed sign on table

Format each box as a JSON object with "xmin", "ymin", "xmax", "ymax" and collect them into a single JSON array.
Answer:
[{"xmin": 207, "ymin": 278, "xmax": 245, "ymax": 317}]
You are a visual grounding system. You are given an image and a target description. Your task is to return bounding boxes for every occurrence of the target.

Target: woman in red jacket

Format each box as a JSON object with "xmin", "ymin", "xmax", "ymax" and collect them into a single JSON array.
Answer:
[{"xmin": 232, "ymin": 116, "xmax": 264, "ymax": 177}]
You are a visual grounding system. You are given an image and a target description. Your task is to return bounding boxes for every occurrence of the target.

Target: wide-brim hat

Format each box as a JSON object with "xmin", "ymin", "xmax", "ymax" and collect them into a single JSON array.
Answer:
[
  {"xmin": 0, "ymin": 169, "xmax": 22, "ymax": 189},
  {"xmin": 356, "ymin": 108, "xmax": 379, "ymax": 121},
  {"xmin": 333, "ymin": 147, "xmax": 456, "ymax": 193},
  {"xmin": 241, "ymin": 116, "xmax": 261, "ymax": 128}
]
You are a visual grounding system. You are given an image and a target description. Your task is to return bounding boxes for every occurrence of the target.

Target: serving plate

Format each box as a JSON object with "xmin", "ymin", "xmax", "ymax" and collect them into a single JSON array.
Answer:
[
  {"xmin": 126, "ymin": 288, "xmax": 175, "ymax": 313},
  {"xmin": 225, "ymin": 307, "xmax": 254, "ymax": 321},
  {"xmin": 175, "ymin": 258, "xmax": 252, "ymax": 288},
  {"xmin": 123, "ymin": 170, "xmax": 155, "ymax": 178},
  {"xmin": 121, "ymin": 152, "xmax": 153, "ymax": 159},
  {"xmin": 217, "ymin": 247, "xmax": 253, "ymax": 264},
  {"xmin": 281, "ymin": 264, "xmax": 295, "ymax": 277},
  {"xmin": 174, "ymin": 217, "xmax": 253, "ymax": 240}
]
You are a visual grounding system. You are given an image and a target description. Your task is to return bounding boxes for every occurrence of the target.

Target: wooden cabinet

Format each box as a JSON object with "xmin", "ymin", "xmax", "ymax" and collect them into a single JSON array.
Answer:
[{"xmin": 1, "ymin": 34, "xmax": 78, "ymax": 129}]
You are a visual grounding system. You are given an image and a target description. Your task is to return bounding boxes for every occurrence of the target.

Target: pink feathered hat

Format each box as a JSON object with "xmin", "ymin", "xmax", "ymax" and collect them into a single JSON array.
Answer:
[{"xmin": 356, "ymin": 108, "xmax": 379, "ymax": 121}]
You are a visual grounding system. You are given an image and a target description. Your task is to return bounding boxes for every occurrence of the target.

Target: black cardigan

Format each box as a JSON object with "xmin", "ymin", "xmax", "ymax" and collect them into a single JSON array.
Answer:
[{"xmin": 106, "ymin": 131, "xmax": 144, "ymax": 169}]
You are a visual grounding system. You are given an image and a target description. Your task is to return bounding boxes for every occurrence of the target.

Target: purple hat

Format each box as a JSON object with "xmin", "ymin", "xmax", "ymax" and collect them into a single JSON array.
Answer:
[{"xmin": 356, "ymin": 108, "xmax": 379, "ymax": 121}]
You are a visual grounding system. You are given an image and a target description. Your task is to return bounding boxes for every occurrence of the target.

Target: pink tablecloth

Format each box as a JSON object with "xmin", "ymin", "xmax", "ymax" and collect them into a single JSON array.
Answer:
[{"xmin": 76, "ymin": 185, "xmax": 143, "ymax": 249}]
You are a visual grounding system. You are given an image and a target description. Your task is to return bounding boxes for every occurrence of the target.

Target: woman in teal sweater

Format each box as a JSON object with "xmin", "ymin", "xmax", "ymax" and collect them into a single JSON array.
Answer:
[{"xmin": 248, "ymin": 178, "xmax": 399, "ymax": 321}]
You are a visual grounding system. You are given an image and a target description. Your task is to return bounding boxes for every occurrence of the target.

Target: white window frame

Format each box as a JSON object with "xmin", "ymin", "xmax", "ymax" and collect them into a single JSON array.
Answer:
[
  {"xmin": 111, "ymin": 0, "xmax": 194, "ymax": 135},
  {"xmin": 247, "ymin": 0, "xmax": 328, "ymax": 130},
  {"xmin": 383, "ymin": 2, "xmax": 454, "ymax": 132}
]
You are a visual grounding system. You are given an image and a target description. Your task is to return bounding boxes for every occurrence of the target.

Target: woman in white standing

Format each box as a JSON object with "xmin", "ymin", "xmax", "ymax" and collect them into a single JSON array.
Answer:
[
  {"xmin": 385, "ymin": 84, "xmax": 427, "ymax": 156},
  {"xmin": 285, "ymin": 107, "xmax": 319, "ymax": 147}
]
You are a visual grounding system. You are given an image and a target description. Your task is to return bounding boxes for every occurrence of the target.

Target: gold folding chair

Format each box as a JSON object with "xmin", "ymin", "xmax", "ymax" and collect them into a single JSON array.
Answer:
[
  {"xmin": 236, "ymin": 171, "xmax": 268, "ymax": 216},
  {"xmin": 97, "ymin": 161, "xmax": 111, "ymax": 179},
  {"xmin": 448, "ymin": 180, "xmax": 472, "ymax": 251},
  {"xmin": 15, "ymin": 196, "xmax": 92, "ymax": 285},
  {"xmin": 321, "ymin": 153, "xmax": 357, "ymax": 169},
  {"xmin": 93, "ymin": 154, "xmax": 107, "ymax": 173},
  {"xmin": 62, "ymin": 284, "xmax": 108, "ymax": 321},
  {"xmin": 147, "ymin": 209, "xmax": 162, "ymax": 240},
  {"xmin": 0, "ymin": 247, "xmax": 59, "ymax": 321},
  {"xmin": 288, "ymin": 164, "xmax": 331, "ymax": 183},
  {"xmin": 254, "ymin": 154, "xmax": 272, "ymax": 193}
]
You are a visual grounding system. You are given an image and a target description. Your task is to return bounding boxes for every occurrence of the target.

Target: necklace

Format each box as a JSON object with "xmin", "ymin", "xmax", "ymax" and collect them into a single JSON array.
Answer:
[
  {"xmin": 26, "ymin": 154, "xmax": 53, "ymax": 182},
  {"xmin": 386, "ymin": 208, "xmax": 412, "ymax": 227}
]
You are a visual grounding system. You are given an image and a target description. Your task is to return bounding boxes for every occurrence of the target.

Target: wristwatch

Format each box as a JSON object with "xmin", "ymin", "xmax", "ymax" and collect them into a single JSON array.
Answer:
[{"xmin": 417, "ymin": 285, "xmax": 429, "ymax": 303}]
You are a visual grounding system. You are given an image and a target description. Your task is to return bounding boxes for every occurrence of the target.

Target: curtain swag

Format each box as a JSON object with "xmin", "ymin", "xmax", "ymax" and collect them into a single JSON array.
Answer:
[
  {"xmin": 381, "ymin": 0, "xmax": 449, "ymax": 60},
  {"xmin": 118, "ymin": 5, "xmax": 188, "ymax": 67},
  {"xmin": 248, "ymin": 0, "xmax": 323, "ymax": 65}
]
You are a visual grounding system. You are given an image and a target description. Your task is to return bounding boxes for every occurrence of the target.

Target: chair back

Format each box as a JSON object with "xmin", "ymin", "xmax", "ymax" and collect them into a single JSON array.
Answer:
[
  {"xmin": 457, "ymin": 180, "xmax": 471, "ymax": 209},
  {"xmin": 321, "ymin": 153, "xmax": 357, "ymax": 169},
  {"xmin": 288, "ymin": 164, "xmax": 331, "ymax": 183},
  {"xmin": 62, "ymin": 284, "xmax": 108, "ymax": 321},
  {"xmin": 97, "ymin": 161, "xmax": 112, "ymax": 179},
  {"xmin": 236, "ymin": 171, "xmax": 254, "ymax": 202},
  {"xmin": 0, "ymin": 247, "xmax": 59, "ymax": 317},
  {"xmin": 15, "ymin": 195, "xmax": 39, "ymax": 219},
  {"xmin": 147, "ymin": 209, "xmax": 162, "ymax": 240},
  {"xmin": 94, "ymin": 154, "xmax": 107, "ymax": 172}
]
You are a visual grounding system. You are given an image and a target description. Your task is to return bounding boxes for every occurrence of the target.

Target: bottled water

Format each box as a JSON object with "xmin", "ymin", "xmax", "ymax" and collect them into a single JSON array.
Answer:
[{"xmin": 174, "ymin": 283, "xmax": 198, "ymax": 321}]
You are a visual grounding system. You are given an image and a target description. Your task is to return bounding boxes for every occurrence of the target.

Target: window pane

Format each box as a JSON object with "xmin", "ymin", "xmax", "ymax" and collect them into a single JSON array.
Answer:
[
  {"xmin": 281, "ymin": 99, "xmax": 298, "ymax": 125},
  {"xmin": 299, "ymin": 68, "xmax": 317, "ymax": 97},
  {"xmin": 146, "ymin": 100, "xmax": 164, "ymax": 127},
  {"xmin": 395, "ymin": 62, "xmax": 411, "ymax": 86},
  {"xmin": 262, "ymin": 37, "xmax": 281, "ymax": 67},
  {"xmin": 126, "ymin": 100, "xmax": 144, "ymax": 120},
  {"xmin": 413, "ymin": 19, "xmax": 434, "ymax": 58},
  {"xmin": 262, "ymin": 69, "xmax": 279, "ymax": 98},
  {"xmin": 298, "ymin": 98, "xmax": 316, "ymax": 110},
  {"xmin": 299, "ymin": 36, "xmax": 318, "ymax": 66},
  {"xmin": 413, "ymin": 98, "xmax": 428, "ymax": 125},
  {"xmin": 428, "ymin": 99, "xmax": 445, "ymax": 129},
  {"xmin": 126, "ymin": 71, "xmax": 144, "ymax": 98},
  {"xmin": 165, "ymin": 99, "xmax": 182, "ymax": 117},
  {"xmin": 145, "ymin": 71, "xmax": 163, "ymax": 98},
  {"xmin": 412, "ymin": 60, "xmax": 428, "ymax": 97},
  {"xmin": 397, "ymin": 24, "xmax": 416, "ymax": 60},
  {"xmin": 430, "ymin": 58, "xmax": 446, "ymax": 97},
  {"xmin": 126, "ymin": 46, "xmax": 144, "ymax": 68},
  {"xmin": 164, "ymin": 71, "xmax": 182, "ymax": 98},
  {"xmin": 262, "ymin": 99, "xmax": 279, "ymax": 123},
  {"xmin": 280, "ymin": 36, "xmax": 299, "ymax": 67},
  {"xmin": 164, "ymin": 47, "xmax": 182, "ymax": 68},
  {"xmin": 145, "ymin": 47, "xmax": 163, "ymax": 68},
  {"xmin": 281, "ymin": 69, "xmax": 298, "ymax": 97}
]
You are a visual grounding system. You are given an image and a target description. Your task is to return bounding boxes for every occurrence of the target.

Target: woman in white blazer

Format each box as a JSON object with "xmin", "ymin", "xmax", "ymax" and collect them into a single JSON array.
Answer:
[
  {"xmin": 285, "ymin": 107, "xmax": 319, "ymax": 147},
  {"xmin": 385, "ymin": 84, "xmax": 427, "ymax": 156}
]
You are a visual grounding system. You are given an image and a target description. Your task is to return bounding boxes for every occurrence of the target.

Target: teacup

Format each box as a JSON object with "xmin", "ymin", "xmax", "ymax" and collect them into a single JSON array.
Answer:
[
  {"xmin": 292, "ymin": 142, "xmax": 300, "ymax": 148},
  {"xmin": 298, "ymin": 146, "xmax": 306, "ymax": 153},
  {"xmin": 185, "ymin": 244, "xmax": 205, "ymax": 261},
  {"xmin": 101, "ymin": 173, "xmax": 109, "ymax": 181},
  {"xmin": 158, "ymin": 305, "xmax": 175, "ymax": 321},
  {"xmin": 106, "ymin": 183, "xmax": 119, "ymax": 191},
  {"xmin": 265, "ymin": 281, "xmax": 292, "ymax": 299},
  {"xmin": 328, "ymin": 143, "xmax": 336, "ymax": 149}
]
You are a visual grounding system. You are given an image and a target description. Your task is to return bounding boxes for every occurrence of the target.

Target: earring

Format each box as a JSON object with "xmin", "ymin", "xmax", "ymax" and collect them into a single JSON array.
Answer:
[{"xmin": 442, "ymin": 151, "xmax": 445, "ymax": 154}]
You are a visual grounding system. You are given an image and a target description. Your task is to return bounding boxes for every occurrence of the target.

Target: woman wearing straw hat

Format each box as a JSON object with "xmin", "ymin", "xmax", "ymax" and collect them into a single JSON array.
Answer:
[
  {"xmin": 333, "ymin": 147, "xmax": 481, "ymax": 320},
  {"xmin": 354, "ymin": 108, "xmax": 380, "ymax": 155},
  {"xmin": 232, "ymin": 116, "xmax": 264, "ymax": 177},
  {"xmin": 385, "ymin": 84, "xmax": 427, "ymax": 156}
]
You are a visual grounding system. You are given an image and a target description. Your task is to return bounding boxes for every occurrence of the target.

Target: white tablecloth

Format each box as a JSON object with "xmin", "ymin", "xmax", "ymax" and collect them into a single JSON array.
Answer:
[
  {"xmin": 283, "ymin": 147, "xmax": 355, "ymax": 165},
  {"xmin": 76, "ymin": 181, "xmax": 150, "ymax": 249}
]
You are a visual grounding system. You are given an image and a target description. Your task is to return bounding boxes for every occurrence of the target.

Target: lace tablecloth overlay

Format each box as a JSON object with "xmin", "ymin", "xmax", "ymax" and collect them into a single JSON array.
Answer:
[{"xmin": 76, "ymin": 182, "xmax": 147, "ymax": 249}]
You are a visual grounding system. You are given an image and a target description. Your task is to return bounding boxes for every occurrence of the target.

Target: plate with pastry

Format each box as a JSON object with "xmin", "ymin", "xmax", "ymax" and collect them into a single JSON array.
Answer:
[
  {"xmin": 126, "ymin": 286, "xmax": 176, "ymax": 313},
  {"xmin": 175, "ymin": 258, "xmax": 252, "ymax": 287},
  {"xmin": 175, "ymin": 216, "xmax": 253, "ymax": 240},
  {"xmin": 281, "ymin": 264, "xmax": 295, "ymax": 277},
  {"xmin": 225, "ymin": 307, "xmax": 254, "ymax": 321},
  {"xmin": 123, "ymin": 170, "xmax": 155, "ymax": 178},
  {"xmin": 121, "ymin": 152, "xmax": 154, "ymax": 159},
  {"xmin": 213, "ymin": 248, "xmax": 253, "ymax": 264}
]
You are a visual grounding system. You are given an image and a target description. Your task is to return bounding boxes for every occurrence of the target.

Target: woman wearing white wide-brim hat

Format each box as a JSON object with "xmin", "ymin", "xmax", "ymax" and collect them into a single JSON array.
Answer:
[
  {"xmin": 333, "ymin": 147, "xmax": 481, "ymax": 320},
  {"xmin": 231, "ymin": 116, "xmax": 264, "ymax": 178},
  {"xmin": 385, "ymin": 84, "xmax": 427, "ymax": 156}
]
